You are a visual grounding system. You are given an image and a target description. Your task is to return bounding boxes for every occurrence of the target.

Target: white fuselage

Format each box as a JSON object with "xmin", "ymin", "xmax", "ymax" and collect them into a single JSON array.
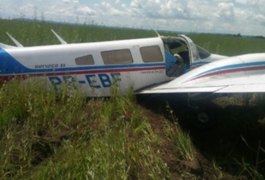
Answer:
[{"xmin": 0, "ymin": 37, "xmax": 171, "ymax": 96}]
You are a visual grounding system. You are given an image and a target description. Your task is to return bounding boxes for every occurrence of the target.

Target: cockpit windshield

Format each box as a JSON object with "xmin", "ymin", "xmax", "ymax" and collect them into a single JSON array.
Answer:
[
  {"xmin": 162, "ymin": 35, "xmax": 213, "ymax": 77},
  {"xmin": 196, "ymin": 45, "xmax": 211, "ymax": 60},
  {"xmin": 162, "ymin": 37, "xmax": 190, "ymax": 67},
  {"xmin": 162, "ymin": 36, "xmax": 212, "ymax": 76}
]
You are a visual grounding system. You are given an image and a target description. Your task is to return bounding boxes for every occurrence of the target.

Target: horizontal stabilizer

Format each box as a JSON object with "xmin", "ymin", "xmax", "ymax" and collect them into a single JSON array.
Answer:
[
  {"xmin": 51, "ymin": 29, "xmax": 67, "ymax": 44},
  {"xmin": 6, "ymin": 32, "xmax": 23, "ymax": 47}
]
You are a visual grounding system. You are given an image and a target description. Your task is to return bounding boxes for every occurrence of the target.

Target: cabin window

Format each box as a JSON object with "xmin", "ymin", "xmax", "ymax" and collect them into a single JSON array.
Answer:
[
  {"xmin": 140, "ymin": 46, "xmax": 163, "ymax": 62},
  {"xmin": 75, "ymin": 55, "xmax": 95, "ymax": 65},
  {"xmin": 101, "ymin": 49, "xmax": 133, "ymax": 64}
]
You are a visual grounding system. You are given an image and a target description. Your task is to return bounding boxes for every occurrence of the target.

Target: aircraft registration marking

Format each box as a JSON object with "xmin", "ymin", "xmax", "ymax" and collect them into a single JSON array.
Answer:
[{"xmin": 49, "ymin": 73, "xmax": 121, "ymax": 89}]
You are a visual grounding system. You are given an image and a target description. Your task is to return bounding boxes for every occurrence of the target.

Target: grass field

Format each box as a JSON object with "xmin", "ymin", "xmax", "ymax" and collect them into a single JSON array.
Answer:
[
  {"xmin": 1, "ymin": 18, "xmax": 265, "ymax": 55},
  {"xmin": 0, "ymin": 18, "xmax": 265, "ymax": 179}
]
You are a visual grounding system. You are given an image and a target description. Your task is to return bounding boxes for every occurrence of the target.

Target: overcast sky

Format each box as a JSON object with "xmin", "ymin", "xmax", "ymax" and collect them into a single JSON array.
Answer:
[{"xmin": 0, "ymin": 0, "xmax": 265, "ymax": 36}]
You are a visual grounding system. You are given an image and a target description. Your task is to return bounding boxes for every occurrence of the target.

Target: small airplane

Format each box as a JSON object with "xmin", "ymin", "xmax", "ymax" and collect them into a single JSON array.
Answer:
[{"xmin": 0, "ymin": 30, "xmax": 265, "ymax": 98}]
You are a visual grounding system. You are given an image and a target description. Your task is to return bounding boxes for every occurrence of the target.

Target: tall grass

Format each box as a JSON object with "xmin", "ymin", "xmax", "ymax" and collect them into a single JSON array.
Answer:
[
  {"xmin": 0, "ymin": 80, "xmax": 169, "ymax": 179},
  {"xmin": 0, "ymin": 79, "xmax": 85, "ymax": 178},
  {"xmin": 164, "ymin": 106, "xmax": 194, "ymax": 161}
]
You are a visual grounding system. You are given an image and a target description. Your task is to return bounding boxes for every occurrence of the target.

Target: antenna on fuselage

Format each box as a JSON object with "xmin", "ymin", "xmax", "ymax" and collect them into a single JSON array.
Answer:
[
  {"xmin": 51, "ymin": 29, "xmax": 67, "ymax": 44},
  {"xmin": 6, "ymin": 32, "xmax": 23, "ymax": 47},
  {"xmin": 153, "ymin": 29, "xmax": 161, "ymax": 37}
]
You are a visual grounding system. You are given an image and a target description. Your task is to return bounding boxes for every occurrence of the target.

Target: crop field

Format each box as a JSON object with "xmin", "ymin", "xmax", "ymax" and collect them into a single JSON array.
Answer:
[{"xmin": 0, "ymin": 18, "xmax": 265, "ymax": 179}]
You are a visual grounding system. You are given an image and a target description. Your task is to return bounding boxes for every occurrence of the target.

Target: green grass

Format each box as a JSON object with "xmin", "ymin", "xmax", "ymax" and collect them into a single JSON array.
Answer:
[
  {"xmin": 0, "ymin": 79, "xmax": 169, "ymax": 179},
  {"xmin": 189, "ymin": 33, "xmax": 265, "ymax": 56},
  {"xmin": 164, "ymin": 106, "xmax": 194, "ymax": 161},
  {"xmin": 1, "ymin": 18, "xmax": 265, "ymax": 56},
  {"xmin": 0, "ymin": 19, "xmax": 156, "ymax": 46}
]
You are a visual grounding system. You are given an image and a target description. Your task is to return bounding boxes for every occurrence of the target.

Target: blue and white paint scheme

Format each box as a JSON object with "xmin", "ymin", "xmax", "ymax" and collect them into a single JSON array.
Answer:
[{"xmin": 2, "ymin": 32, "xmax": 264, "ymax": 96}]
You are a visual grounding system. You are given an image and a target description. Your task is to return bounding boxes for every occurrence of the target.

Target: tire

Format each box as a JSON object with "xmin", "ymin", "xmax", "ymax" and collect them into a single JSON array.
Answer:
[{"xmin": 185, "ymin": 108, "xmax": 215, "ymax": 128}]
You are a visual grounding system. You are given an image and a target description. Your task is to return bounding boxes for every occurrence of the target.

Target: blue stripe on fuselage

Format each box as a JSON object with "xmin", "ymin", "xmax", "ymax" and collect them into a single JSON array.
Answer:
[
  {"xmin": 0, "ymin": 48, "xmax": 165, "ymax": 75},
  {"xmin": 197, "ymin": 61, "xmax": 265, "ymax": 77}
]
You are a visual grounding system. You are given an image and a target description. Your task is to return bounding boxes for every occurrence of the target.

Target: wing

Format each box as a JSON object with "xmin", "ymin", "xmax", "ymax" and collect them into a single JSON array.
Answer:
[
  {"xmin": 140, "ymin": 53, "xmax": 265, "ymax": 94},
  {"xmin": 140, "ymin": 74, "xmax": 265, "ymax": 94}
]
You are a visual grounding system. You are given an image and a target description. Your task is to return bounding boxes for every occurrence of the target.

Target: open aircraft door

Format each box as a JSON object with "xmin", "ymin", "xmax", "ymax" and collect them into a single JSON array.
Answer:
[{"xmin": 163, "ymin": 35, "xmax": 194, "ymax": 77}]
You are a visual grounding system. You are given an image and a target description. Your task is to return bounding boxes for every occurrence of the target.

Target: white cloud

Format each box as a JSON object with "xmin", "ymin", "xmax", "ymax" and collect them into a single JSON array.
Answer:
[
  {"xmin": 217, "ymin": 2, "xmax": 235, "ymax": 20},
  {"xmin": 235, "ymin": 0, "xmax": 247, "ymax": 4},
  {"xmin": 63, "ymin": 0, "xmax": 79, "ymax": 4},
  {"xmin": 0, "ymin": 0, "xmax": 265, "ymax": 35},
  {"xmin": 17, "ymin": 3, "xmax": 38, "ymax": 18},
  {"xmin": 77, "ymin": 6, "xmax": 96, "ymax": 16}
]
